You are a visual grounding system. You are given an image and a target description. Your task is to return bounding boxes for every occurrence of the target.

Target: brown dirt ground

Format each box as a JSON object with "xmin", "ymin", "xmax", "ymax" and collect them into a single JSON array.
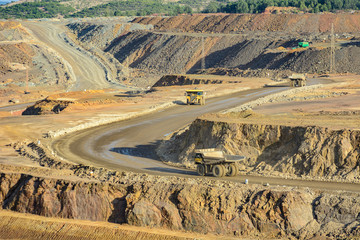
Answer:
[
  {"xmin": 133, "ymin": 13, "xmax": 360, "ymax": 34},
  {"xmin": 0, "ymin": 209, "xmax": 238, "ymax": 240},
  {"xmin": 205, "ymin": 75, "xmax": 360, "ymax": 130},
  {"xmin": 0, "ymin": 75, "xmax": 270, "ymax": 170},
  {"xmin": 0, "ymin": 73, "xmax": 359, "ymax": 239}
]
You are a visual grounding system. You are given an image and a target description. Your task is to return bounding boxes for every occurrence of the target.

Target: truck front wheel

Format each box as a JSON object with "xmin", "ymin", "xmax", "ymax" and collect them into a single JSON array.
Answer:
[
  {"xmin": 197, "ymin": 164, "xmax": 206, "ymax": 176},
  {"xmin": 212, "ymin": 164, "xmax": 225, "ymax": 177}
]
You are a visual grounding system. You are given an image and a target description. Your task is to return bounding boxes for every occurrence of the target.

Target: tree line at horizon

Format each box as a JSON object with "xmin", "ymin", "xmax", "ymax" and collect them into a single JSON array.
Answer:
[
  {"xmin": 205, "ymin": 0, "xmax": 360, "ymax": 13},
  {"xmin": 0, "ymin": 0, "xmax": 360, "ymax": 19}
]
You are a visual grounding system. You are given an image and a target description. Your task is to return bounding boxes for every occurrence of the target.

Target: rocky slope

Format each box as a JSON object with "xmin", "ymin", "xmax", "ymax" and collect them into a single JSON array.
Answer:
[
  {"xmin": 104, "ymin": 30, "xmax": 360, "ymax": 75},
  {"xmin": 65, "ymin": 13, "xmax": 359, "ymax": 76},
  {"xmin": 158, "ymin": 118, "xmax": 360, "ymax": 183},
  {"xmin": 133, "ymin": 13, "xmax": 360, "ymax": 34},
  {"xmin": 66, "ymin": 19, "xmax": 152, "ymax": 49},
  {"xmin": 1, "ymin": 170, "xmax": 360, "ymax": 239},
  {"xmin": 0, "ymin": 21, "xmax": 74, "ymax": 100}
]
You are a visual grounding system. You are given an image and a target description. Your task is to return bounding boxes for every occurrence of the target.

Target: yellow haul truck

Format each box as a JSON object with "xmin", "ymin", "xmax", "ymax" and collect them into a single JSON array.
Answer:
[{"xmin": 185, "ymin": 90, "xmax": 205, "ymax": 105}]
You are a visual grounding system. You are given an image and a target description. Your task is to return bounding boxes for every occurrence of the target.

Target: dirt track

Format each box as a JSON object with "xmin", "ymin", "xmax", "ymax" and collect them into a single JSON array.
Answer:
[
  {"xmin": 52, "ymin": 79, "xmax": 360, "ymax": 193},
  {"xmin": 22, "ymin": 21, "xmax": 115, "ymax": 91}
]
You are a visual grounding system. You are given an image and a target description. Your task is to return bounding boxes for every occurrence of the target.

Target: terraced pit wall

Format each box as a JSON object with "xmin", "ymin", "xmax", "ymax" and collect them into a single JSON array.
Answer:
[
  {"xmin": 104, "ymin": 31, "xmax": 360, "ymax": 75},
  {"xmin": 157, "ymin": 119, "xmax": 360, "ymax": 183},
  {"xmin": 133, "ymin": 13, "xmax": 360, "ymax": 34},
  {"xmin": 1, "ymin": 171, "xmax": 360, "ymax": 239},
  {"xmin": 65, "ymin": 14, "xmax": 360, "ymax": 77}
]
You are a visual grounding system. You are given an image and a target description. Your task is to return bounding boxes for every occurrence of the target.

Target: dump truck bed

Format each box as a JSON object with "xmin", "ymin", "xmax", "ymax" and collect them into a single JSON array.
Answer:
[
  {"xmin": 195, "ymin": 148, "xmax": 245, "ymax": 164},
  {"xmin": 194, "ymin": 149, "xmax": 246, "ymax": 177},
  {"xmin": 289, "ymin": 74, "xmax": 306, "ymax": 80}
]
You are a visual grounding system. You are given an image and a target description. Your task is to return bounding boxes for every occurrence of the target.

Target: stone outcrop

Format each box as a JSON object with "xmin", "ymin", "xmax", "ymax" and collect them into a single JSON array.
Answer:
[
  {"xmin": 1, "ymin": 171, "xmax": 360, "ymax": 239},
  {"xmin": 157, "ymin": 119, "xmax": 360, "ymax": 182}
]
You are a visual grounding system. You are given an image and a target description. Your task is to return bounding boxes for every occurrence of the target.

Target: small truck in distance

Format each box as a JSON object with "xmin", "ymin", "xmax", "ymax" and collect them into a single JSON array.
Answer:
[{"xmin": 194, "ymin": 149, "xmax": 245, "ymax": 177}]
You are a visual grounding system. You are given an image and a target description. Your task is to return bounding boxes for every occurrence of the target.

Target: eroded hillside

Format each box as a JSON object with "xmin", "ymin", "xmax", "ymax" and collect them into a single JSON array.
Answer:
[
  {"xmin": 158, "ymin": 118, "xmax": 360, "ymax": 182},
  {"xmin": 0, "ymin": 21, "xmax": 76, "ymax": 106},
  {"xmin": 2, "ymin": 13, "xmax": 360, "ymax": 240},
  {"xmin": 133, "ymin": 13, "xmax": 360, "ymax": 34},
  {"xmin": 1, "ymin": 169, "xmax": 360, "ymax": 239},
  {"xmin": 63, "ymin": 13, "xmax": 360, "ymax": 80}
]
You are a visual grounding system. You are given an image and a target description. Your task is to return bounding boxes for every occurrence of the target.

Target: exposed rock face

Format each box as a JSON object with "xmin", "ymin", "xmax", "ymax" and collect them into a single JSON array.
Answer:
[
  {"xmin": 153, "ymin": 75, "xmax": 224, "ymax": 87},
  {"xmin": 158, "ymin": 119, "xmax": 360, "ymax": 182},
  {"xmin": 63, "ymin": 15, "xmax": 360, "ymax": 76},
  {"xmin": 1, "ymin": 171, "xmax": 360, "ymax": 239},
  {"xmin": 133, "ymin": 13, "xmax": 360, "ymax": 34},
  {"xmin": 67, "ymin": 21, "xmax": 153, "ymax": 49},
  {"xmin": 103, "ymin": 29, "xmax": 360, "ymax": 75},
  {"xmin": 22, "ymin": 99, "xmax": 74, "ymax": 115}
]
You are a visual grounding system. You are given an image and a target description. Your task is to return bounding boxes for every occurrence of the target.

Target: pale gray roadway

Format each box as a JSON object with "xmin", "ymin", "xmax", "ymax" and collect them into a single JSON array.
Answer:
[
  {"xmin": 22, "ymin": 21, "xmax": 113, "ymax": 91},
  {"xmin": 52, "ymin": 79, "xmax": 360, "ymax": 193}
]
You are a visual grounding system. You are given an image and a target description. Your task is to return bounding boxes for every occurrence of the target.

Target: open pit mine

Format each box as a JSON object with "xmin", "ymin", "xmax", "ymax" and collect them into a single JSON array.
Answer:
[{"xmin": 0, "ymin": 11, "xmax": 360, "ymax": 240}]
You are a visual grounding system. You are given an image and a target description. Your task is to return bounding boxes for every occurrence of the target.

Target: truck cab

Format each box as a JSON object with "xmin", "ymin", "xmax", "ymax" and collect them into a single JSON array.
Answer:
[{"xmin": 185, "ymin": 90, "xmax": 205, "ymax": 105}]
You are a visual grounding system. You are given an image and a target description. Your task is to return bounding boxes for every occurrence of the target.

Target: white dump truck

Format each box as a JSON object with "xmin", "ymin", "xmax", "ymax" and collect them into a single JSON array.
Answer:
[{"xmin": 194, "ymin": 148, "xmax": 245, "ymax": 177}]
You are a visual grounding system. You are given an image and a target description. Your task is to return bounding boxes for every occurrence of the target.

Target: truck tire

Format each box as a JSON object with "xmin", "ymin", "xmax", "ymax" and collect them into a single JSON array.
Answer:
[
  {"xmin": 212, "ymin": 164, "xmax": 225, "ymax": 177},
  {"xmin": 227, "ymin": 164, "xmax": 238, "ymax": 177},
  {"xmin": 197, "ymin": 164, "xmax": 206, "ymax": 176}
]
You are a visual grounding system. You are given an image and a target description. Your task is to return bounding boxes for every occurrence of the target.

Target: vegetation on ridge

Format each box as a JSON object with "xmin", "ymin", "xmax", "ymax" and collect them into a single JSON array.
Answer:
[
  {"xmin": 206, "ymin": 0, "xmax": 360, "ymax": 13},
  {"xmin": 0, "ymin": 0, "xmax": 360, "ymax": 19}
]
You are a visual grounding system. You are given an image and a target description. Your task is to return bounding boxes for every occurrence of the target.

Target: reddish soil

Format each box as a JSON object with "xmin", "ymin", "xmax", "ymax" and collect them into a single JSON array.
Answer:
[{"xmin": 133, "ymin": 13, "xmax": 360, "ymax": 34}]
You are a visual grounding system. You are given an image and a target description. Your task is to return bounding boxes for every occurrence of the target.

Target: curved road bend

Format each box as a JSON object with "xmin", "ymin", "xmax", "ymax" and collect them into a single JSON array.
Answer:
[
  {"xmin": 22, "ymin": 21, "xmax": 112, "ymax": 91},
  {"xmin": 53, "ymin": 79, "xmax": 360, "ymax": 193}
]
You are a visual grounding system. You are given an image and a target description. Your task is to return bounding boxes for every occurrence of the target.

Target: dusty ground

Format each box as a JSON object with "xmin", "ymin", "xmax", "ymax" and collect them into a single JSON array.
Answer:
[
  {"xmin": 1, "ymin": 13, "xmax": 360, "ymax": 239},
  {"xmin": 0, "ymin": 75, "xmax": 270, "ymax": 170},
  {"xmin": 0, "ymin": 210, "xmax": 238, "ymax": 240},
  {"xmin": 212, "ymin": 75, "xmax": 360, "ymax": 130}
]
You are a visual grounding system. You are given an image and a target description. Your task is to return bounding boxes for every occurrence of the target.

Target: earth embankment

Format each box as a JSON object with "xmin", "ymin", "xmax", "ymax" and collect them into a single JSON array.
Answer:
[
  {"xmin": 101, "ymin": 28, "xmax": 360, "ymax": 75},
  {"xmin": 133, "ymin": 13, "xmax": 360, "ymax": 34},
  {"xmin": 1, "ymin": 171, "xmax": 360, "ymax": 239},
  {"xmin": 158, "ymin": 118, "xmax": 360, "ymax": 183}
]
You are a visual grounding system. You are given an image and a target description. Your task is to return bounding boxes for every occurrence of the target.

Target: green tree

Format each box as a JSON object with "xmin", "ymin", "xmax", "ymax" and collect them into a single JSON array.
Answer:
[
  {"xmin": 344, "ymin": 0, "xmax": 357, "ymax": 9},
  {"xmin": 321, "ymin": 4, "xmax": 329, "ymax": 11},
  {"xmin": 183, "ymin": 5, "xmax": 192, "ymax": 14},
  {"xmin": 314, "ymin": 4, "xmax": 320, "ymax": 13},
  {"xmin": 236, "ymin": 0, "xmax": 249, "ymax": 13},
  {"xmin": 204, "ymin": 2, "xmax": 219, "ymax": 13},
  {"xmin": 300, "ymin": 1, "xmax": 306, "ymax": 11},
  {"xmin": 332, "ymin": 0, "xmax": 343, "ymax": 9}
]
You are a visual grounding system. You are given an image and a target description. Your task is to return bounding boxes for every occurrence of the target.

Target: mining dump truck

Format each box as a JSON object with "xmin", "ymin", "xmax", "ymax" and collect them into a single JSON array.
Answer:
[
  {"xmin": 289, "ymin": 74, "xmax": 306, "ymax": 87},
  {"xmin": 194, "ymin": 149, "xmax": 245, "ymax": 177},
  {"xmin": 185, "ymin": 90, "xmax": 205, "ymax": 105}
]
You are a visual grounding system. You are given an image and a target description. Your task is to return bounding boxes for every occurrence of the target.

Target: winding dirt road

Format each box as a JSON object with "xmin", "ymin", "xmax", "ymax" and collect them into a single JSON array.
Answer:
[
  {"xmin": 28, "ymin": 20, "xmax": 358, "ymax": 193},
  {"xmin": 22, "ymin": 21, "xmax": 114, "ymax": 91},
  {"xmin": 53, "ymin": 81, "xmax": 360, "ymax": 193}
]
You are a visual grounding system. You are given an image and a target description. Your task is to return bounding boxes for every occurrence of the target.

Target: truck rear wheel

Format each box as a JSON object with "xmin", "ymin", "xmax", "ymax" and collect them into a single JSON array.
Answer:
[
  {"xmin": 212, "ymin": 164, "xmax": 225, "ymax": 177},
  {"xmin": 197, "ymin": 164, "xmax": 206, "ymax": 176},
  {"xmin": 227, "ymin": 164, "xmax": 238, "ymax": 177}
]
